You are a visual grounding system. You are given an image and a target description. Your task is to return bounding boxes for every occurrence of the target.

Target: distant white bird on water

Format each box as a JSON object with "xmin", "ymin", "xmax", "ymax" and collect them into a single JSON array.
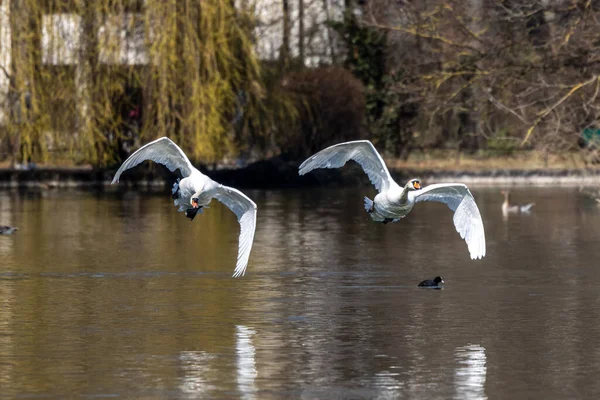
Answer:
[
  {"xmin": 501, "ymin": 190, "xmax": 535, "ymax": 214},
  {"xmin": 299, "ymin": 140, "xmax": 486, "ymax": 259},
  {"xmin": 0, "ymin": 226, "xmax": 18, "ymax": 235},
  {"xmin": 111, "ymin": 137, "xmax": 257, "ymax": 278}
]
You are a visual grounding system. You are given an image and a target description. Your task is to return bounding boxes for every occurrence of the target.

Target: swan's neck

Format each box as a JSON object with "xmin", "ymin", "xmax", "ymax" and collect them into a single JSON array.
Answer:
[
  {"xmin": 502, "ymin": 192, "xmax": 511, "ymax": 207},
  {"xmin": 400, "ymin": 185, "xmax": 411, "ymax": 202}
]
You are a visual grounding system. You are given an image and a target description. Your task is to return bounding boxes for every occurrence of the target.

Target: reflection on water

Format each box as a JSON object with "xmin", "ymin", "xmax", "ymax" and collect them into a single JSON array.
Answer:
[
  {"xmin": 454, "ymin": 344, "xmax": 487, "ymax": 400},
  {"xmin": 179, "ymin": 351, "xmax": 217, "ymax": 396},
  {"xmin": 236, "ymin": 325, "xmax": 257, "ymax": 399},
  {"xmin": 1, "ymin": 187, "xmax": 600, "ymax": 398}
]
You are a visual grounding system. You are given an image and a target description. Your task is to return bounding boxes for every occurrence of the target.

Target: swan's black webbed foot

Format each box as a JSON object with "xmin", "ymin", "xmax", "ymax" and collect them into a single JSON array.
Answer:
[
  {"xmin": 382, "ymin": 218, "xmax": 394, "ymax": 224},
  {"xmin": 185, "ymin": 206, "xmax": 202, "ymax": 221}
]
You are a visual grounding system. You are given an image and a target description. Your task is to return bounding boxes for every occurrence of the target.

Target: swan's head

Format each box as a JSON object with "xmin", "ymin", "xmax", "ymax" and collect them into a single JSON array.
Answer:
[
  {"xmin": 406, "ymin": 179, "xmax": 422, "ymax": 191},
  {"xmin": 434, "ymin": 276, "xmax": 444, "ymax": 285},
  {"xmin": 190, "ymin": 192, "xmax": 201, "ymax": 208}
]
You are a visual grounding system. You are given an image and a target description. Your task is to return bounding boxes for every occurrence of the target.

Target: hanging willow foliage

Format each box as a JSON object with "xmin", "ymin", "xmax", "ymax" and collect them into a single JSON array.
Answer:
[{"xmin": 1, "ymin": 0, "xmax": 297, "ymax": 166}]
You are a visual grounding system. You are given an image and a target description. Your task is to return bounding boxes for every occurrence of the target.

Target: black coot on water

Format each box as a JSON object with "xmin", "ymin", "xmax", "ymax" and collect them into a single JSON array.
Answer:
[{"xmin": 418, "ymin": 276, "xmax": 444, "ymax": 288}]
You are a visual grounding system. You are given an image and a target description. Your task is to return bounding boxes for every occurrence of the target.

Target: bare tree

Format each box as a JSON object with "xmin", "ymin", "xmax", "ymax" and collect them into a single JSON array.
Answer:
[{"xmin": 355, "ymin": 0, "xmax": 600, "ymax": 156}]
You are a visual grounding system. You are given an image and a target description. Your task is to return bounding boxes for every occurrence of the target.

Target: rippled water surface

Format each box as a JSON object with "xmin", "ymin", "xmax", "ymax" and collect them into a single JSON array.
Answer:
[{"xmin": 1, "ymin": 185, "xmax": 600, "ymax": 399}]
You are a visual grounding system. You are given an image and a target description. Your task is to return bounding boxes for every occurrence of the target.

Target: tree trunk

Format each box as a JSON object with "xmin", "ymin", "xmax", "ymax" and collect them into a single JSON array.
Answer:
[
  {"xmin": 281, "ymin": 0, "xmax": 291, "ymax": 67},
  {"xmin": 459, "ymin": 0, "xmax": 483, "ymax": 152},
  {"xmin": 322, "ymin": 0, "xmax": 337, "ymax": 64},
  {"xmin": 0, "ymin": 0, "xmax": 11, "ymax": 127},
  {"xmin": 79, "ymin": 1, "xmax": 99, "ymax": 161},
  {"xmin": 176, "ymin": 0, "xmax": 191, "ymax": 142},
  {"xmin": 8, "ymin": 0, "xmax": 29, "ymax": 163},
  {"xmin": 298, "ymin": 0, "xmax": 304, "ymax": 66}
]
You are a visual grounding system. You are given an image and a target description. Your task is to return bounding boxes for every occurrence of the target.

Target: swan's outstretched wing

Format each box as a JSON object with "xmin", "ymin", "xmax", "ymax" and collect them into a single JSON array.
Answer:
[
  {"xmin": 111, "ymin": 137, "xmax": 195, "ymax": 183},
  {"xmin": 298, "ymin": 140, "xmax": 394, "ymax": 192},
  {"xmin": 409, "ymin": 183, "xmax": 486, "ymax": 259},
  {"xmin": 212, "ymin": 185, "xmax": 257, "ymax": 278}
]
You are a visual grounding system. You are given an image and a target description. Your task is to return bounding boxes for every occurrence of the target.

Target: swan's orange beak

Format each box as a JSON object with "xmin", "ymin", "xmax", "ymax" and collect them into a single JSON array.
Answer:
[
  {"xmin": 192, "ymin": 198, "xmax": 199, "ymax": 208},
  {"xmin": 413, "ymin": 181, "xmax": 421, "ymax": 189}
]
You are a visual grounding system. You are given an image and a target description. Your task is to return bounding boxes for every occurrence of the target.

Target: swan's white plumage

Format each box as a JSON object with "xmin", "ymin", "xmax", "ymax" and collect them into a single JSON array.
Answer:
[
  {"xmin": 299, "ymin": 140, "xmax": 394, "ymax": 192},
  {"xmin": 213, "ymin": 185, "xmax": 257, "ymax": 278},
  {"xmin": 409, "ymin": 184, "xmax": 486, "ymax": 259},
  {"xmin": 111, "ymin": 137, "xmax": 194, "ymax": 183},
  {"xmin": 111, "ymin": 137, "xmax": 257, "ymax": 277},
  {"xmin": 299, "ymin": 140, "xmax": 486, "ymax": 260}
]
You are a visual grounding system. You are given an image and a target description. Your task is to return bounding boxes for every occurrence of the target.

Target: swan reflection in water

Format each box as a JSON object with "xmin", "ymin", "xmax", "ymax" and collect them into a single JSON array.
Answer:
[
  {"xmin": 454, "ymin": 344, "xmax": 487, "ymax": 400},
  {"xmin": 236, "ymin": 325, "xmax": 257, "ymax": 399}
]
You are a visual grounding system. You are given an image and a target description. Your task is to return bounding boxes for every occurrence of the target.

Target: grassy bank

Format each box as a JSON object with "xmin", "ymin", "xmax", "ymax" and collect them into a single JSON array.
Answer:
[{"xmin": 387, "ymin": 150, "xmax": 589, "ymax": 171}]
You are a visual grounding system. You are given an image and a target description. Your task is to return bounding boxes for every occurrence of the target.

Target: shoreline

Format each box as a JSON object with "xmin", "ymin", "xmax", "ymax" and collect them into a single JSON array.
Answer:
[{"xmin": 1, "ymin": 159, "xmax": 600, "ymax": 189}]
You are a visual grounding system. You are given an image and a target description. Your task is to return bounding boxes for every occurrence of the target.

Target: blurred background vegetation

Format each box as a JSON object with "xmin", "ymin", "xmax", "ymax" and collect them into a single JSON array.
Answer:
[{"xmin": 0, "ymin": 0, "xmax": 599, "ymax": 168}]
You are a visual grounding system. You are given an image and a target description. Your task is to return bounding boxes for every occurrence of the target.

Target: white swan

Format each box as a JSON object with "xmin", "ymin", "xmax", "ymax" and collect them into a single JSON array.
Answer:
[
  {"xmin": 299, "ymin": 140, "xmax": 486, "ymax": 259},
  {"xmin": 501, "ymin": 190, "xmax": 535, "ymax": 214},
  {"xmin": 111, "ymin": 137, "xmax": 257, "ymax": 277}
]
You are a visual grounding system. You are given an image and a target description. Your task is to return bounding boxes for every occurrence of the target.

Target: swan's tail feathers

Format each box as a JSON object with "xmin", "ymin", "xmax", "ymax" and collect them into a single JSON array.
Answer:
[
  {"xmin": 185, "ymin": 206, "xmax": 203, "ymax": 221},
  {"xmin": 172, "ymin": 178, "xmax": 181, "ymax": 199},
  {"xmin": 364, "ymin": 197, "xmax": 374, "ymax": 214},
  {"xmin": 521, "ymin": 203, "xmax": 535, "ymax": 212}
]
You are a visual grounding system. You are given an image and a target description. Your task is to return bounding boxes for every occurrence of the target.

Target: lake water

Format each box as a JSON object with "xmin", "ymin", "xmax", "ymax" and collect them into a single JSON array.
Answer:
[{"xmin": 1, "ymin": 185, "xmax": 600, "ymax": 399}]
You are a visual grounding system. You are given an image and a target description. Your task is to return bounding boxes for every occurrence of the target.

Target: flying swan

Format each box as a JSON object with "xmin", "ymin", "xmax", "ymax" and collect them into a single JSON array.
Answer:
[
  {"xmin": 112, "ymin": 137, "xmax": 257, "ymax": 277},
  {"xmin": 299, "ymin": 140, "xmax": 486, "ymax": 259}
]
